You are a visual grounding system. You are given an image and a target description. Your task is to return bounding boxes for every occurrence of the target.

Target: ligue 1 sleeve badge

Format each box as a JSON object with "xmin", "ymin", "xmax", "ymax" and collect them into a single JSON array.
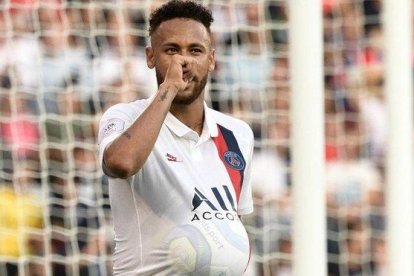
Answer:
[
  {"xmin": 99, "ymin": 118, "xmax": 125, "ymax": 143},
  {"xmin": 223, "ymin": 151, "xmax": 245, "ymax": 171}
]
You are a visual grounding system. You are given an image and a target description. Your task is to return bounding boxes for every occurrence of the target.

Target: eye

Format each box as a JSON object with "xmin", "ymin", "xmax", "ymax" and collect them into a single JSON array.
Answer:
[
  {"xmin": 165, "ymin": 48, "xmax": 178, "ymax": 54},
  {"xmin": 190, "ymin": 48, "xmax": 203, "ymax": 55}
]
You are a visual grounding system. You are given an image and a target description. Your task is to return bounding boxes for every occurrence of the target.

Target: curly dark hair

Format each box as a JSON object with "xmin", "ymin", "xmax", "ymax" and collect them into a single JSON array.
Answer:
[{"xmin": 149, "ymin": 0, "xmax": 214, "ymax": 36}]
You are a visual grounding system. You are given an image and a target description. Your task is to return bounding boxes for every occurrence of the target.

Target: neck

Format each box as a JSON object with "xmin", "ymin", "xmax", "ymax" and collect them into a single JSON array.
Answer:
[{"xmin": 170, "ymin": 99, "xmax": 205, "ymax": 135}]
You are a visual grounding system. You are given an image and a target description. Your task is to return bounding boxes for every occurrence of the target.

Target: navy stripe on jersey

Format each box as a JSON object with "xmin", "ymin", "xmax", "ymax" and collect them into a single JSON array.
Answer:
[{"xmin": 217, "ymin": 124, "xmax": 246, "ymax": 198}]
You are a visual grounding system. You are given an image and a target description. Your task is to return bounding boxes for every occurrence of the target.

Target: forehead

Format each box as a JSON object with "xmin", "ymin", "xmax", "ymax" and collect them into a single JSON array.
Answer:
[{"xmin": 151, "ymin": 18, "xmax": 211, "ymax": 47}]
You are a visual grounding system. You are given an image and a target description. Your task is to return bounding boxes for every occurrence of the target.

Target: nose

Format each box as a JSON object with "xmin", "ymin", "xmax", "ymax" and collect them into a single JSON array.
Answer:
[
  {"xmin": 180, "ymin": 56, "xmax": 194, "ymax": 72},
  {"xmin": 182, "ymin": 62, "xmax": 191, "ymax": 74},
  {"xmin": 181, "ymin": 49, "xmax": 194, "ymax": 58}
]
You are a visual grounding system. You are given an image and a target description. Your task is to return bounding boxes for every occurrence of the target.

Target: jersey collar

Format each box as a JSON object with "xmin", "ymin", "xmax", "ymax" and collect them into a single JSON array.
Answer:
[
  {"xmin": 204, "ymin": 102, "xmax": 218, "ymax": 138},
  {"xmin": 164, "ymin": 102, "xmax": 218, "ymax": 141}
]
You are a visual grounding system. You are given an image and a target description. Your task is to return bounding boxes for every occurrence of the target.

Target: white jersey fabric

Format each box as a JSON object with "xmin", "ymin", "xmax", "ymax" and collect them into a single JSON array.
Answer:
[{"xmin": 98, "ymin": 97, "xmax": 254, "ymax": 275}]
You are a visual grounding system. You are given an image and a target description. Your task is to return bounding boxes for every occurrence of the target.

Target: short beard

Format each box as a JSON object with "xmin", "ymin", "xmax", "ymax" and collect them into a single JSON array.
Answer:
[{"xmin": 155, "ymin": 69, "xmax": 208, "ymax": 105}]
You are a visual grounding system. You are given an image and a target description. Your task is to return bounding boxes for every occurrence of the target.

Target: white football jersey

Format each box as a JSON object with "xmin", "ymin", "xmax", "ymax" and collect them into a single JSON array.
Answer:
[{"xmin": 98, "ymin": 98, "xmax": 254, "ymax": 275}]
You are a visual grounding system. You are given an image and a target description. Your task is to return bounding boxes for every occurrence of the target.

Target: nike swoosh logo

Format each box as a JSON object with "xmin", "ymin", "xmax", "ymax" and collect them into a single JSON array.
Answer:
[{"xmin": 166, "ymin": 153, "xmax": 183, "ymax": 162}]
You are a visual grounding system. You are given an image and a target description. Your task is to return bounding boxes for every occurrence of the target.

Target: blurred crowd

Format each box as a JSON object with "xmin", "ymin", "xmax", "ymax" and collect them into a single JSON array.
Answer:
[{"xmin": 0, "ymin": 0, "xmax": 389, "ymax": 275}]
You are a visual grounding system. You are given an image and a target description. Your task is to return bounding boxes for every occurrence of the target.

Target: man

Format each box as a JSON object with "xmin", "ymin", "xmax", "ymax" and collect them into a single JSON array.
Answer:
[{"xmin": 98, "ymin": 1, "xmax": 254, "ymax": 275}]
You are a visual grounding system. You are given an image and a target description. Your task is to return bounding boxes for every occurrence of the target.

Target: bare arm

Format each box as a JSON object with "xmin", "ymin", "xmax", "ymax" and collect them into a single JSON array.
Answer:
[{"xmin": 103, "ymin": 55, "xmax": 194, "ymax": 178}]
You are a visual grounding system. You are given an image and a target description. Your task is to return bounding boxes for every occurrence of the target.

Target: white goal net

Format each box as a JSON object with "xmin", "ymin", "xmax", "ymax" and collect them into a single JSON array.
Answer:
[{"xmin": 0, "ymin": 0, "xmax": 387, "ymax": 275}]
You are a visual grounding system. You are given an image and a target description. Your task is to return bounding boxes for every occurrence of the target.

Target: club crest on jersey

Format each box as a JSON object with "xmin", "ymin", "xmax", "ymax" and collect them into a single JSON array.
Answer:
[{"xmin": 223, "ymin": 151, "xmax": 245, "ymax": 171}]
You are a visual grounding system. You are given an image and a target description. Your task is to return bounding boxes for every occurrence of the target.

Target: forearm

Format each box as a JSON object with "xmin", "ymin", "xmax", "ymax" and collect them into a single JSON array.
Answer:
[{"xmin": 103, "ymin": 83, "xmax": 178, "ymax": 178}]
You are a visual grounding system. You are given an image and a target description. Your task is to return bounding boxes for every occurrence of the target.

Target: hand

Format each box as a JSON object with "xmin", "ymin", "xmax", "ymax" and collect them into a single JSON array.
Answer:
[{"xmin": 163, "ymin": 55, "xmax": 196, "ymax": 93}]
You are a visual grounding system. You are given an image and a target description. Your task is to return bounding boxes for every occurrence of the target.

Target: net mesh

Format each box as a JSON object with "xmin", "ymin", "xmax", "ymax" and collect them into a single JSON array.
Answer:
[{"xmin": 0, "ymin": 0, "xmax": 387, "ymax": 275}]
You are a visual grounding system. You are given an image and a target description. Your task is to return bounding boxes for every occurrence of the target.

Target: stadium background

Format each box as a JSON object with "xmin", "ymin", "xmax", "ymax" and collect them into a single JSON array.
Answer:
[{"xmin": 0, "ymin": 0, "xmax": 388, "ymax": 275}]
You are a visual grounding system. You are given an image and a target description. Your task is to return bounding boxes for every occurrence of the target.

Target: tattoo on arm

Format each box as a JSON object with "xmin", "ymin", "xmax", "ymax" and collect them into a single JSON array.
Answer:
[
  {"xmin": 160, "ymin": 88, "xmax": 168, "ymax": 101},
  {"xmin": 122, "ymin": 132, "xmax": 131, "ymax": 139}
]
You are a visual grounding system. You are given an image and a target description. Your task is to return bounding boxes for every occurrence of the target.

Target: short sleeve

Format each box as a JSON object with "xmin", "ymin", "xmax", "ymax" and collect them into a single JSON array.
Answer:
[
  {"xmin": 97, "ymin": 102, "xmax": 143, "ymax": 172},
  {"xmin": 237, "ymin": 126, "xmax": 254, "ymax": 216}
]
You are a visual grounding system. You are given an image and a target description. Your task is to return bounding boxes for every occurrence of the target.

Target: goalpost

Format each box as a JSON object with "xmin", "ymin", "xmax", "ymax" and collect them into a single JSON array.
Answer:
[
  {"xmin": 289, "ymin": 0, "xmax": 326, "ymax": 275},
  {"xmin": 384, "ymin": 0, "xmax": 414, "ymax": 275}
]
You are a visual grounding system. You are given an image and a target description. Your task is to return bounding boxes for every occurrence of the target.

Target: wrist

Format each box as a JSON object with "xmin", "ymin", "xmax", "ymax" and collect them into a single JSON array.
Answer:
[
  {"xmin": 157, "ymin": 82, "xmax": 179, "ymax": 104},
  {"xmin": 159, "ymin": 82, "xmax": 180, "ymax": 95}
]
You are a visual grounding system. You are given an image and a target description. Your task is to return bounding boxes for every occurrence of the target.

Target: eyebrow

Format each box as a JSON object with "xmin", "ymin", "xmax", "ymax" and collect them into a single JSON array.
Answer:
[{"xmin": 160, "ymin": 42, "xmax": 209, "ymax": 50}]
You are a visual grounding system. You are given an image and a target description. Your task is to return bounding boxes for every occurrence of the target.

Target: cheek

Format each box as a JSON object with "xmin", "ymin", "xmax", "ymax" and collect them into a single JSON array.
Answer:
[
  {"xmin": 194, "ymin": 58, "xmax": 211, "ymax": 74},
  {"xmin": 154, "ymin": 58, "xmax": 169, "ymax": 75}
]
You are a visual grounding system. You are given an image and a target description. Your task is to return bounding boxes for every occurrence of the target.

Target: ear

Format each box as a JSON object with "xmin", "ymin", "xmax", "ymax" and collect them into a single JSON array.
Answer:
[
  {"xmin": 208, "ymin": 49, "xmax": 216, "ymax": 72},
  {"xmin": 146, "ymin": 46, "xmax": 155, "ymax": 69}
]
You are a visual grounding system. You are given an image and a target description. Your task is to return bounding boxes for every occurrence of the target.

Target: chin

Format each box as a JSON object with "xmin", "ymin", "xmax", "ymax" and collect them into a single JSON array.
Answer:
[
  {"xmin": 173, "ymin": 95, "xmax": 199, "ymax": 105},
  {"xmin": 173, "ymin": 89, "xmax": 203, "ymax": 105}
]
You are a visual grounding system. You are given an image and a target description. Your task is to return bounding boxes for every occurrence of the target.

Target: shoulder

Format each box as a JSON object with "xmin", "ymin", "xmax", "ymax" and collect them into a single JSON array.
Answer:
[
  {"xmin": 100, "ymin": 98, "xmax": 150, "ymax": 122},
  {"xmin": 209, "ymin": 108, "xmax": 254, "ymax": 145},
  {"xmin": 98, "ymin": 99, "xmax": 151, "ymax": 144}
]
